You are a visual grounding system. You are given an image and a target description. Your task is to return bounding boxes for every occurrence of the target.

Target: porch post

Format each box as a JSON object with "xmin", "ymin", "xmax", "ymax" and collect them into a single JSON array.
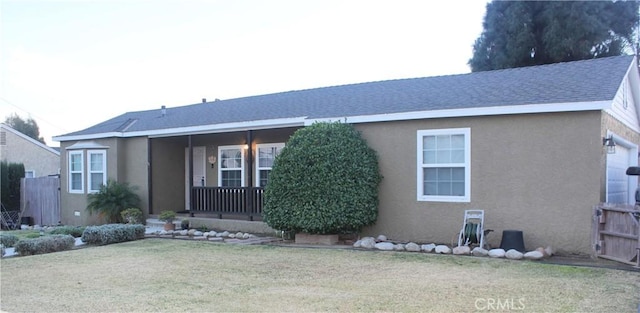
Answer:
[
  {"xmin": 246, "ymin": 130, "xmax": 254, "ymax": 220},
  {"xmin": 147, "ymin": 138, "xmax": 153, "ymax": 215},
  {"xmin": 188, "ymin": 135, "xmax": 193, "ymax": 211}
]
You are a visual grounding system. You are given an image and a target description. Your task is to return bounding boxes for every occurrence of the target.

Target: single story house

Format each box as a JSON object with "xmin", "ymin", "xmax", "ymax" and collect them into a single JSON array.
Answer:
[
  {"xmin": 1, "ymin": 123, "xmax": 60, "ymax": 178},
  {"xmin": 53, "ymin": 55, "xmax": 640, "ymax": 255}
]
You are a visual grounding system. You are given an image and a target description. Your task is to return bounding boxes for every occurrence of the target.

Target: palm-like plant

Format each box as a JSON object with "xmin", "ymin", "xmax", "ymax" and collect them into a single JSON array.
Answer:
[{"xmin": 86, "ymin": 180, "xmax": 141, "ymax": 223}]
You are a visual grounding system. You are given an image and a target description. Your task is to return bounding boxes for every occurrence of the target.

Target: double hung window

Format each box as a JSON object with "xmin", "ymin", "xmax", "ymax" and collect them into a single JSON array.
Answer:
[
  {"xmin": 417, "ymin": 128, "xmax": 470, "ymax": 202},
  {"xmin": 256, "ymin": 143, "xmax": 284, "ymax": 187},
  {"xmin": 219, "ymin": 146, "xmax": 244, "ymax": 187}
]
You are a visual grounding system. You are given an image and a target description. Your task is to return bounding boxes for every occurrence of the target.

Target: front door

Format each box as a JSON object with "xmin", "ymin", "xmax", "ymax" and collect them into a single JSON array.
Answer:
[{"xmin": 185, "ymin": 146, "xmax": 206, "ymax": 211}]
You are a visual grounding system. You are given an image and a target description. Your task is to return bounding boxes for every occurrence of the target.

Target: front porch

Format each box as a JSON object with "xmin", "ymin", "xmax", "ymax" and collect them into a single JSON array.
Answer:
[{"xmin": 148, "ymin": 127, "xmax": 298, "ymax": 221}]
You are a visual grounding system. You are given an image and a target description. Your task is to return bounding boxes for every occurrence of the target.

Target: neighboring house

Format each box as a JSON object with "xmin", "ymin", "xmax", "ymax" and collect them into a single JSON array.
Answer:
[
  {"xmin": 1, "ymin": 123, "xmax": 60, "ymax": 177},
  {"xmin": 53, "ymin": 55, "xmax": 640, "ymax": 255}
]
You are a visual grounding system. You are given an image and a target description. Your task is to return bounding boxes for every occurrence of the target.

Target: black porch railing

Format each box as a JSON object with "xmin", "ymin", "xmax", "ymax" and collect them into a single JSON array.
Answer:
[{"xmin": 190, "ymin": 187, "xmax": 264, "ymax": 220}]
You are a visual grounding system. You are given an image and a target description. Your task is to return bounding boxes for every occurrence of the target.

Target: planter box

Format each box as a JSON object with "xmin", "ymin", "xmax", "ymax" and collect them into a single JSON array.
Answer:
[{"xmin": 295, "ymin": 233, "xmax": 339, "ymax": 245}]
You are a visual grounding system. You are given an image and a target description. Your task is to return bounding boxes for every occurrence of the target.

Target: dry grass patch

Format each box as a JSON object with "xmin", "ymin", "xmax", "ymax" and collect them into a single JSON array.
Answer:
[{"xmin": 1, "ymin": 239, "xmax": 638, "ymax": 312}]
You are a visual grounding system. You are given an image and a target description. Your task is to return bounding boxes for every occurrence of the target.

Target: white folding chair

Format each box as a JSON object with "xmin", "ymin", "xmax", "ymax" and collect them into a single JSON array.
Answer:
[{"xmin": 457, "ymin": 210, "xmax": 484, "ymax": 248}]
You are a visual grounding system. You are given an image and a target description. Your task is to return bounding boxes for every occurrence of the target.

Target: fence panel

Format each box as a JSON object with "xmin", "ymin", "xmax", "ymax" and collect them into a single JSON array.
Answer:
[
  {"xmin": 21, "ymin": 176, "xmax": 61, "ymax": 226},
  {"xmin": 593, "ymin": 203, "xmax": 640, "ymax": 267}
]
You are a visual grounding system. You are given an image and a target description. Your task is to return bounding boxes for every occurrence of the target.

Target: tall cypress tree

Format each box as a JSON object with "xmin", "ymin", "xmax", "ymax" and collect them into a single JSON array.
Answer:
[{"xmin": 469, "ymin": 1, "xmax": 640, "ymax": 72}]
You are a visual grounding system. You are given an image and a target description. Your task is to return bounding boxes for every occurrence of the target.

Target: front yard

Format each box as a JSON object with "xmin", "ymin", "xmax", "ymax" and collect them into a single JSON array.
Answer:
[{"xmin": 1, "ymin": 239, "xmax": 639, "ymax": 312}]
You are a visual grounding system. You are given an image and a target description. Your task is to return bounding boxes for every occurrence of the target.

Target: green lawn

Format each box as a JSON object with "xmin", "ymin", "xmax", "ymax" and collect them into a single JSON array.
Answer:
[{"xmin": 1, "ymin": 239, "xmax": 639, "ymax": 312}]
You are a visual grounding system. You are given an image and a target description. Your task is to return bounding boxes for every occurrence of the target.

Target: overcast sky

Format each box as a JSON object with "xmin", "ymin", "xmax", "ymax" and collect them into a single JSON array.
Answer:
[{"xmin": 1, "ymin": 0, "xmax": 488, "ymax": 147}]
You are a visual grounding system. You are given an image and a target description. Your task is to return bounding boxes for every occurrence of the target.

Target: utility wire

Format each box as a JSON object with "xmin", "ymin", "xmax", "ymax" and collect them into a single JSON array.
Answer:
[{"xmin": 0, "ymin": 96, "xmax": 69, "ymax": 134}]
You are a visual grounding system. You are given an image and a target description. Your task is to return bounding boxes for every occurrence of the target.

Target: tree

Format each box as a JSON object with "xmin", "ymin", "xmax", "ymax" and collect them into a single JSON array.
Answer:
[
  {"xmin": 263, "ymin": 122, "xmax": 382, "ymax": 235},
  {"xmin": 4, "ymin": 113, "xmax": 46, "ymax": 144},
  {"xmin": 469, "ymin": 1, "xmax": 640, "ymax": 72},
  {"xmin": 86, "ymin": 180, "xmax": 141, "ymax": 223}
]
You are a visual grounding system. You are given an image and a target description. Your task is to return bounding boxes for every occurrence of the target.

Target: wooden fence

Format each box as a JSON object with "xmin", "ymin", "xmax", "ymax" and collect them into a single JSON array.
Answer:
[
  {"xmin": 592, "ymin": 203, "xmax": 640, "ymax": 267},
  {"xmin": 20, "ymin": 176, "xmax": 61, "ymax": 226}
]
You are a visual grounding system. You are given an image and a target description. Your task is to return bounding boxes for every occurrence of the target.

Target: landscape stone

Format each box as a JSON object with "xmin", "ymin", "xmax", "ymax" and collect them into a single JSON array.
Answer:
[
  {"xmin": 221, "ymin": 231, "xmax": 230, "ymax": 237},
  {"xmin": 360, "ymin": 237, "xmax": 376, "ymax": 249},
  {"xmin": 187, "ymin": 229, "xmax": 197, "ymax": 236},
  {"xmin": 376, "ymin": 235, "xmax": 388, "ymax": 242},
  {"xmin": 405, "ymin": 242, "xmax": 421, "ymax": 252},
  {"xmin": 235, "ymin": 232, "xmax": 244, "ymax": 238},
  {"xmin": 242, "ymin": 233, "xmax": 251, "ymax": 239},
  {"xmin": 505, "ymin": 249, "xmax": 524, "ymax": 260},
  {"xmin": 353, "ymin": 240, "xmax": 362, "ymax": 248},
  {"xmin": 435, "ymin": 245, "xmax": 451, "ymax": 254},
  {"xmin": 179, "ymin": 230, "xmax": 188, "ymax": 236},
  {"xmin": 524, "ymin": 251, "xmax": 544, "ymax": 260},
  {"xmin": 452, "ymin": 245, "xmax": 471, "ymax": 255},
  {"xmin": 544, "ymin": 245, "xmax": 555, "ymax": 257},
  {"xmin": 471, "ymin": 247, "xmax": 489, "ymax": 257},
  {"xmin": 421, "ymin": 243, "xmax": 436, "ymax": 252},
  {"xmin": 393, "ymin": 244, "xmax": 405, "ymax": 251},
  {"xmin": 488, "ymin": 249, "xmax": 506, "ymax": 258},
  {"xmin": 194, "ymin": 231, "xmax": 203, "ymax": 236},
  {"xmin": 375, "ymin": 242, "xmax": 395, "ymax": 251}
]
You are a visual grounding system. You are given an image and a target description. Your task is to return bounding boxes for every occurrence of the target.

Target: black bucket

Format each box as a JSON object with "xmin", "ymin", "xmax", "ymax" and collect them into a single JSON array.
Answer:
[
  {"xmin": 499, "ymin": 230, "xmax": 525, "ymax": 252},
  {"xmin": 20, "ymin": 216, "xmax": 32, "ymax": 226}
]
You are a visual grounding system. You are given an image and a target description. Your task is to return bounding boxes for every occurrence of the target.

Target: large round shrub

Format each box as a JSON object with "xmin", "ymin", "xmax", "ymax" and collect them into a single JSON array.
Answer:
[{"xmin": 263, "ymin": 122, "xmax": 382, "ymax": 234}]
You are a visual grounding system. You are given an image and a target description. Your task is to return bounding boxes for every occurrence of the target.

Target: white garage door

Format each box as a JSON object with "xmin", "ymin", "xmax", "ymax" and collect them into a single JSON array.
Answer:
[{"xmin": 606, "ymin": 144, "xmax": 631, "ymax": 204}]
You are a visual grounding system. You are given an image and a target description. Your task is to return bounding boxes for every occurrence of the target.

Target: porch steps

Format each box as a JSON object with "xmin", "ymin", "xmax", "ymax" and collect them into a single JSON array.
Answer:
[{"xmin": 146, "ymin": 218, "xmax": 184, "ymax": 230}]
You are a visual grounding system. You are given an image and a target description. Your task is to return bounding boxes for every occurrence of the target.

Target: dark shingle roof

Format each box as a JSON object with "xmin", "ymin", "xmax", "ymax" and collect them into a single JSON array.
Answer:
[{"xmin": 58, "ymin": 55, "xmax": 634, "ymax": 138}]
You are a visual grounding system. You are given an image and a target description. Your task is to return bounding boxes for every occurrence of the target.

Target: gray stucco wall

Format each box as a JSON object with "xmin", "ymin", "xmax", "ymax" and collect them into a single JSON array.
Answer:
[
  {"xmin": 59, "ymin": 137, "xmax": 149, "ymax": 226},
  {"xmin": 356, "ymin": 111, "xmax": 604, "ymax": 255},
  {"xmin": 1, "ymin": 127, "xmax": 59, "ymax": 177}
]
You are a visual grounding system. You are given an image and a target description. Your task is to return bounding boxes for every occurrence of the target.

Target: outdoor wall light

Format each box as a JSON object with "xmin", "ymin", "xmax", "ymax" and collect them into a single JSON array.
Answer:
[
  {"xmin": 603, "ymin": 136, "xmax": 616, "ymax": 154},
  {"xmin": 207, "ymin": 155, "xmax": 217, "ymax": 168}
]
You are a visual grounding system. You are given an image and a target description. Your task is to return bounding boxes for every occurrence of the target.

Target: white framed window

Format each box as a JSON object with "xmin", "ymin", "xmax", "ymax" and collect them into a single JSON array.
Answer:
[
  {"xmin": 256, "ymin": 143, "xmax": 285, "ymax": 187},
  {"xmin": 68, "ymin": 151, "xmax": 84, "ymax": 193},
  {"xmin": 218, "ymin": 145, "xmax": 244, "ymax": 187},
  {"xmin": 88, "ymin": 150, "xmax": 107, "ymax": 193},
  {"xmin": 417, "ymin": 128, "xmax": 471, "ymax": 202},
  {"xmin": 25, "ymin": 170, "xmax": 35, "ymax": 178}
]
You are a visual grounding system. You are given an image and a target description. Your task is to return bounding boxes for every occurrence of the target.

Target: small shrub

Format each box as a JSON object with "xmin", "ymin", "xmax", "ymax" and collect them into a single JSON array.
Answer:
[
  {"xmin": 121, "ymin": 208, "xmax": 144, "ymax": 224},
  {"xmin": 0, "ymin": 234, "xmax": 19, "ymax": 247},
  {"xmin": 81, "ymin": 224, "xmax": 145, "ymax": 245},
  {"xmin": 23, "ymin": 233, "xmax": 41, "ymax": 239},
  {"xmin": 14, "ymin": 235, "xmax": 75, "ymax": 256},
  {"xmin": 158, "ymin": 210, "xmax": 176, "ymax": 222},
  {"xmin": 50, "ymin": 226, "xmax": 86, "ymax": 237},
  {"xmin": 196, "ymin": 225, "xmax": 209, "ymax": 232}
]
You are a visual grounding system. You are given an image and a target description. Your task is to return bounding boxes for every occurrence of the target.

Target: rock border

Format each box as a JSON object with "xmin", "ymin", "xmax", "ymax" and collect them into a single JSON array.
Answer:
[{"xmin": 353, "ymin": 235, "xmax": 554, "ymax": 261}]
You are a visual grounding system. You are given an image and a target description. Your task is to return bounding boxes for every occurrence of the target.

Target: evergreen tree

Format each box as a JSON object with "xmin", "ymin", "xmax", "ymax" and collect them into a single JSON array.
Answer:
[
  {"xmin": 4, "ymin": 113, "xmax": 46, "ymax": 144},
  {"xmin": 469, "ymin": 1, "xmax": 640, "ymax": 72}
]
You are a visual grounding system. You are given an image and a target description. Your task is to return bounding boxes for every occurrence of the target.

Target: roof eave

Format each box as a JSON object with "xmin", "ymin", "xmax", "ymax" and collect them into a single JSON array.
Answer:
[
  {"xmin": 54, "ymin": 117, "xmax": 308, "ymax": 142},
  {"xmin": 306, "ymin": 100, "xmax": 612, "ymax": 125}
]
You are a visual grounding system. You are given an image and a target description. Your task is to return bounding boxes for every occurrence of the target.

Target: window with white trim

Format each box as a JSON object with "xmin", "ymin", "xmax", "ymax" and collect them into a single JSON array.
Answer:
[
  {"xmin": 88, "ymin": 150, "xmax": 107, "ymax": 192},
  {"xmin": 69, "ymin": 151, "xmax": 84, "ymax": 193},
  {"xmin": 256, "ymin": 143, "xmax": 284, "ymax": 187},
  {"xmin": 25, "ymin": 170, "xmax": 35, "ymax": 178},
  {"xmin": 417, "ymin": 128, "xmax": 471, "ymax": 202},
  {"xmin": 218, "ymin": 146, "xmax": 244, "ymax": 187}
]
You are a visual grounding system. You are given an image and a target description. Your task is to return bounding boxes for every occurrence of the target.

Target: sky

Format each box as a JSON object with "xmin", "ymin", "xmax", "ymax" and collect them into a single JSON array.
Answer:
[{"xmin": 1, "ymin": 0, "xmax": 489, "ymax": 147}]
